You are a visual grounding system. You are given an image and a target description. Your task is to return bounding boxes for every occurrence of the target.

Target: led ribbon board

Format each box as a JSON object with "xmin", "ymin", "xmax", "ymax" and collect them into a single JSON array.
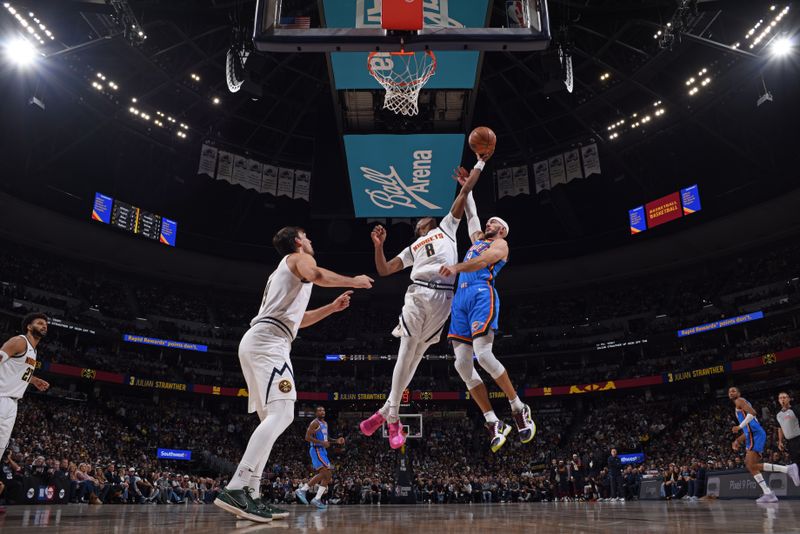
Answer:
[
  {"xmin": 344, "ymin": 134, "xmax": 463, "ymax": 217},
  {"xmin": 323, "ymin": 0, "xmax": 488, "ymax": 89}
]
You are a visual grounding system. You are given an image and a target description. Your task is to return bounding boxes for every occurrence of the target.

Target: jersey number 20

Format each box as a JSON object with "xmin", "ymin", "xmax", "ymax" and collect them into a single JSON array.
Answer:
[{"xmin": 21, "ymin": 368, "xmax": 33, "ymax": 382}]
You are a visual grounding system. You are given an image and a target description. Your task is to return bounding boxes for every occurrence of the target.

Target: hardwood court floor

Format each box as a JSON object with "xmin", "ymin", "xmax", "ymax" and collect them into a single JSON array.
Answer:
[{"xmin": 1, "ymin": 500, "xmax": 799, "ymax": 533}]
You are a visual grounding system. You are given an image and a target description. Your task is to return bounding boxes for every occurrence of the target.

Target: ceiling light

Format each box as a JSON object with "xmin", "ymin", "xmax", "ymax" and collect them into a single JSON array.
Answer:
[
  {"xmin": 212, "ymin": 97, "xmax": 220, "ymax": 105},
  {"xmin": 4, "ymin": 37, "xmax": 37, "ymax": 67},
  {"xmin": 771, "ymin": 36, "xmax": 793, "ymax": 57}
]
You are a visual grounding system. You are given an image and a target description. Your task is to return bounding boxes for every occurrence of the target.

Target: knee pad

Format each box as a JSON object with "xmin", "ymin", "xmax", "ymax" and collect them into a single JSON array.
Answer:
[
  {"xmin": 454, "ymin": 352, "xmax": 483, "ymax": 390},
  {"xmin": 473, "ymin": 339, "xmax": 506, "ymax": 379}
]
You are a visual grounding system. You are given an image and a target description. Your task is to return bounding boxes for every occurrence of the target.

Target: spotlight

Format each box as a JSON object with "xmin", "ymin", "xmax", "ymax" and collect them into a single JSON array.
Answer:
[
  {"xmin": 4, "ymin": 37, "xmax": 37, "ymax": 67},
  {"xmin": 771, "ymin": 36, "xmax": 793, "ymax": 57},
  {"xmin": 212, "ymin": 97, "xmax": 220, "ymax": 105}
]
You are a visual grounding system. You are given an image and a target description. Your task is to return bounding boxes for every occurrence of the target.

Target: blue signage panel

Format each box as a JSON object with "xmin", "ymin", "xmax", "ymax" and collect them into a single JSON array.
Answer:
[
  {"xmin": 157, "ymin": 448, "xmax": 192, "ymax": 461},
  {"xmin": 681, "ymin": 184, "xmax": 702, "ymax": 215},
  {"xmin": 92, "ymin": 193, "xmax": 113, "ymax": 224},
  {"xmin": 123, "ymin": 334, "xmax": 208, "ymax": 353},
  {"xmin": 619, "ymin": 452, "xmax": 645, "ymax": 465},
  {"xmin": 344, "ymin": 134, "xmax": 464, "ymax": 217},
  {"xmin": 629, "ymin": 206, "xmax": 646, "ymax": 235},
  {"xmin": 677, "ymin": 311, "xmax": 764, "ymax": 338},
  {"xmin": 323, "ymin": 0, "xmax": 488, "ymax": 90},
  {"xmin": 160, "ymin": 217, "xmax": 178, "ymax": 247}
]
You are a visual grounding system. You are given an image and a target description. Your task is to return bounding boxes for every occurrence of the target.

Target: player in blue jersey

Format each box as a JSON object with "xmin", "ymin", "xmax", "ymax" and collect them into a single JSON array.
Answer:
[
  {"xmin": 729, "ymin": 387, "xmax": 799, "ymax": 503},
  {"xmin": 296, "ymin": 406, "xmax": 344, "ymax": 509},
  {"xmin": 439, "ymin": 169, "xmax": 535, "ymax": 453}
]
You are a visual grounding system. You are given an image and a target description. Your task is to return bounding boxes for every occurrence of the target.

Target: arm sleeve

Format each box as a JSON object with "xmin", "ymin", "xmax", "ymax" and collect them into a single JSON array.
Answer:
[
  {"xmin": 465, "ymin": 192, "xmax": 481, "ymax": 238},
  {"xmin": 396, "ymin": 246, "xmax": 414, "ymax": 269},
  {"xmin": 439, "ymin": 213, "xmax": 460, "ymax": 241}
]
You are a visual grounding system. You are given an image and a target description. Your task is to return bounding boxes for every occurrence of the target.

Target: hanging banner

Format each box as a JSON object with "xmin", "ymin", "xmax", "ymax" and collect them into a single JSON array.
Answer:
[
  {"xmin": 216, "ymin": 151, "xmax": 234, "ymax": 182},
  {"xmin": 496, "ymin": 167, "xmax": 514, "ymax": 199},
  {"xmin": 197, "ymin": 144, "xmax": 218, "ymax": 177},
  {"xmin": 565, "ymin": 149, "xmax": 583, "ymax": 182},
  {"xmin": 581, "ymin": 143, "xmax": 601, "ymax": 176},
  {"xmin": 232, "ymin": 155, "xmax": 249, "ymax": 185},
  {"xmin": 533, "ymin": 160, "xmax": 550, "ymax": 193},
  {"xmin": 512, "ymin": 165, "xmax": 530, "ymax": 196},
  {"xmin": 241, "ymin": 159, "xmax": 262, "ymax": 191},
  {"xmin": 548, "ymin": 154, "xmax": 566, "ymax": 187},
  {"xmin": 294, "ymin": 170, "xmax": 311, "ymax": 201},
  {"xmin": 277, "ymin": 168, "xmax": 295, "ymax": 197},
  {"xmin": 261, "ymin": 165, "xmax": 278, "ymax": 196}
]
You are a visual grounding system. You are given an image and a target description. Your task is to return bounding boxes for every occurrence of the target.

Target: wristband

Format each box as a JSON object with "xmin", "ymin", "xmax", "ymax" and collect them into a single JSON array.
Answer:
[
  {"xmin": 0, "ymin": 350, "xmax": 8, "ymax": 364},
  {"xmin": 474, "ymin": 160, "xmax": 485, "ymax": 171}
]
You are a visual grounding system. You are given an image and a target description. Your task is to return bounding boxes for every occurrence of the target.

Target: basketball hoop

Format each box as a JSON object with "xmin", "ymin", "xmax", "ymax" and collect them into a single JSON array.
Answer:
[{"xmin": 367, "ymin": 50, "xmax": 436, "ymax": 117}]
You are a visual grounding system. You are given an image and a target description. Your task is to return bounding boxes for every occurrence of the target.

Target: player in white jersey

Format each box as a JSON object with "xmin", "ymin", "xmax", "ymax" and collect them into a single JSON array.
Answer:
[
  {"xmin": 215, "ymin": 226, "xmax": 373, "ymax": 523},
  {"xmin": 359, "ymin": 153, "xmax": 488, "ymax": 449},
  {"xmin": 0, "ymin": 314, "xmax": 51, "ymax": 466}
]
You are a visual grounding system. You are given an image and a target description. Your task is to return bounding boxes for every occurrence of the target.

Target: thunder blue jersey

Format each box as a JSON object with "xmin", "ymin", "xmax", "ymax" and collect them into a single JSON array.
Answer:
[
  {"xmin": 310, "ymin": 419, "xmax": 328, "ymax": 450},
  {"xmin": 736, "ymin": 400, "xmax": 765, "ymax": 435},
  {"xmin": 457, "ymin": 240, "xmax": 506, "ymax": 285}
]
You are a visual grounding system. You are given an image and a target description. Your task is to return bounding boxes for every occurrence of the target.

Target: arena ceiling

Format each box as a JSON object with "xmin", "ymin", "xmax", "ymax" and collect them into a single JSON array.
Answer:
[{"xmin": 0, "ymin": 1, "xmax": 798, "ymax": 269}]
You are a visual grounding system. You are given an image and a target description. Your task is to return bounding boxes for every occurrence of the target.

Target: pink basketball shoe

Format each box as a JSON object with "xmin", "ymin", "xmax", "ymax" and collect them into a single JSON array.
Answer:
[{"xmin": 359, "ymin": 411, "xmax": 385, "ymax": 436}]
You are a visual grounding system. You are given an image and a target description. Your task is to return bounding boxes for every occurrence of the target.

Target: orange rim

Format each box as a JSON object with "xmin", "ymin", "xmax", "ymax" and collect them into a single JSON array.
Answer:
[{"xmin": 367, "ymin": 50, "xmax": 437, "ymax": 88}]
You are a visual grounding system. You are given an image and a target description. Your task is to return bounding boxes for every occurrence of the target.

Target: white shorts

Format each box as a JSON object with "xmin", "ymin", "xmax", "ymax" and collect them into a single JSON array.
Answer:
[
  {"xmin": 239, "ymin": 324, "xmax": 296, "ymax": 415},
  {"xmin": 0, "ymin": 396, "xmax": 19, "ymax": 452},
  {"xmin": 394, "ymin": 284, "xmax": 453, "ymax": 345}
]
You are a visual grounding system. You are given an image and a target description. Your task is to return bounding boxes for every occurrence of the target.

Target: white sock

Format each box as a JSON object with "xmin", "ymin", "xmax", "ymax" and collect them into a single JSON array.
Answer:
[
  {"xmin": 299, "ymin": 483, "xmax": 309, "ymax": 492},
  {"xmin": 228, "ymin": 399, "xmax": 294, "ymax": 491},
  {"xmin": 315, "ymin": 486, "xmax": 327, "ymax": 500},
  {"xmin": 762, "ymin": 463, "xmax": 789, "ymax": 473},
  {"xmin": 378, "ymin": 400, "xmax": 391, "ymax": 418},
  {"xmin": 509, "ymin": 396, "xmax": 524, "ymax": 413},
  {"xmin": 483, "ymin": 410, "xmax": 499, "ymax": 424},
  {"xmin": 754, "ymin": 474, "xmax": 772, "ymax": 494},
  {"xmin": 386, "ymin": 337, "xmax": 424, "ymax": 423},
  {"xmin": 247, "ymin": 483, "xmax": 260, "ymax": 499}
]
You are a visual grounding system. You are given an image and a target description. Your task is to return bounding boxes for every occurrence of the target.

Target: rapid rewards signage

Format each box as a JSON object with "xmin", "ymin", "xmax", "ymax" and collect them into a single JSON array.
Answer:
[{"xmin": 344, "ymin": 134, "xmax": 463, "ymax": 217}]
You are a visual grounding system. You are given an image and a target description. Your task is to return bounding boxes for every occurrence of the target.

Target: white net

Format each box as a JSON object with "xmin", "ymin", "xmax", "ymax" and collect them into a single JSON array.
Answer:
[{"xmin": 368, "ymin": 51, "xmax": 437, "ymax": 116}]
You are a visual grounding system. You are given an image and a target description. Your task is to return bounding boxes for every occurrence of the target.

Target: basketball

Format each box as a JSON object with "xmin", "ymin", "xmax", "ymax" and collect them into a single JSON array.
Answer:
[{"xmin": 469, "ymin": 126, "xmax": 497, "ymax": 157}]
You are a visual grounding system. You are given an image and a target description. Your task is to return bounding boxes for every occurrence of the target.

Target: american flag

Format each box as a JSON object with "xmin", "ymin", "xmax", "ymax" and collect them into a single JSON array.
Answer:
[{"xmin": 279, "ymin": 16, "xmax": 311, "ymax": 29}]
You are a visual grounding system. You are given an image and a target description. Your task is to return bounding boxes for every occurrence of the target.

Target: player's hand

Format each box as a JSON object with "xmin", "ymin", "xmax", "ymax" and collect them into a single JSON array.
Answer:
[
  {"xmin": 336, "ymin": 437, "xmax": 345, "ymax": 446},
  {"xmin": 477, "ymin": 150, "xmax": 494, "ymax": 162},
  {"xmin": 331, "ymin": 291, "xmax": 353, "ymax": 312},
  {"xmin": 353, "ymin": 275, "xmax": 374, "ymax": 289},
  {"xmin": 322, "ymin": 440, "xmax": 330, "ymax": 448},
  {"xmin": 731, "ymin": 425, "xmax": 741, "ymax": 434},
  {"xmin": 371, "ymin": 225, "xmax": 387, "ymax": 247},
  {"xmin": 779, "ymin": 441, "xmax": 785, "ymax": 452},
  {"xmin": 451, "ymin": 166, "xmax": 469, "ymax": 186},
  {"xmin": 31, "ymin": 376, "xmax": 49, "ymax": 391},
  {"xmin": 732, "ymin": 441, "xmax": 740, "ymax": 452},
  {"xmin": 439, "ymin": 265, "xmax": 457, "ymax": 277}
]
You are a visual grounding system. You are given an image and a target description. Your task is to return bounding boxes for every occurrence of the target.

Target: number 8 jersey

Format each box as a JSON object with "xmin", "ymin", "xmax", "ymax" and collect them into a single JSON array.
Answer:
[
  {"xmin": 0, "ymin": 335, "xmax": 37, "ymax": 399},
  {"xmin": 395, "ymin": 213, "xmax": 460, "ymax": 286}
]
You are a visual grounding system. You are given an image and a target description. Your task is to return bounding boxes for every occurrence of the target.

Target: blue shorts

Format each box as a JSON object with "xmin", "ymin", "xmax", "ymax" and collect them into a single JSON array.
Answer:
[
  {"xmin": 745, "ymin": 428, "xmax": 766, "ymax": 454},
  {"xmin": 447, "ymin": 281, "xmax": 499, "ymax": 343},
  {"xmin": 310, "ymin": 447, "xmax": 330, "ymax": 470}
]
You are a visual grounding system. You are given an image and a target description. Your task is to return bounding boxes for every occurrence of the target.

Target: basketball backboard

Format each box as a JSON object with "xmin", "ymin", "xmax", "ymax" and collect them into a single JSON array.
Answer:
[
  {"xmin": 381, "ymin": 413, "xmax": 423, "ymax": 440},
  {"xmin": 254, "ymin": 0, "xmax": 551, "ymax": 52}
]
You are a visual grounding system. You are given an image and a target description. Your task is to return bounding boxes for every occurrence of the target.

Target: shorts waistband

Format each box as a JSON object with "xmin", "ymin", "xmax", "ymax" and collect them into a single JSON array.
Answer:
[
  {"xmin": 412, "ymin": 280, "xmax": 455, "ymax": 291},
  {"xmin": 252, "ymin": 317, "xmax": 294, "ymax": 340},
  {"xmin": 459, "ymin": 280, "xmax": 492, "ymax": 289}
]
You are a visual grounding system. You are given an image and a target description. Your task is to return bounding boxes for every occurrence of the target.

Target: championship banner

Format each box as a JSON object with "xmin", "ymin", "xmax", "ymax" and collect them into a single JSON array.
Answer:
[
  {"xmin": 293, "ymin": 170, "xmax": 311, "ymax": 201},
  {"xmin": 197, "ymin": 143, "xmax": 218, "ymax": 177},
  {"xmin": 629, "ymin": 206, "xmax": 646, "ymax": 235},
  {"xmin": 533, "ymin": 160, "xmax": 550, "ymax": 193},
  {"xmin": 261, "ymin": 165, "xmax": 278, "ymax": 195},
  {"xmin": 495, "ymin": 167, "xmax": 514, "ymax": 199},
  {"xmin": 548, "ymin": 154, "xmax": 566, "ymax": 187},
  {"xmin": 677, "ymin": 311, "xmax": 764, "ymax": 338},
  {"xmin": 216, "ymin": 151, "xmax": 234, "ymax": 182},
  {"xmin": 681, "ymin": 184, "xmax": 702, "ymax": 215},
  {"xmin": 343, "ymin": 134, "xmax": 463, "ymax": 217},
  {"xmin": 277, "ymin": 168, "xmax": 295, "ymax": 197},
  {"xmin": 581, "ymin": 143, "xmax": 601, "ymax": 176},
  {"xmin": 564, "ymin": 149, "xmax": 583, "ymax": 182},
  {"xmin": 512, "ymin": 165, "xmax": 530, "ymax": 195},
  {"xmin": 231, "ymin": 155, "xmax": 248, "ymax": 185},
  {"xmin": 241, "ymin": 159, "xmax": 263, "ymax": 191},
  {"xmin": 645, "ymin": 191, "xmax": 682, "ymax": 228}
]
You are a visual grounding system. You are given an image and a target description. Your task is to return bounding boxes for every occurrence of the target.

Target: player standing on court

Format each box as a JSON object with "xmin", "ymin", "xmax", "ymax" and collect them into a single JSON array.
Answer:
[
  {"xmin": 215, "ymin": 227, "xmax": 373, "ymax": 523},
  {"xmin": 359, "ymin": 152, "xmax": 489, "ymax": 449},
  {"xmin": 729, "ymin": 386, "xmax": 799, "ymax": 503},
  {"xmin": 439, "ymin": 170, "xmax": 536, "ymax": 453},
  {"xmin": 296, "ymin": 405, "xmax": 345, "ymax": 509}
]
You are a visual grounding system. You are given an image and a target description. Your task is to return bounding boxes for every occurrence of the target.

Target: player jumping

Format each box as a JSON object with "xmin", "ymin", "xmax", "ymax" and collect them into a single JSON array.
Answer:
[
  {"xmin": 296, "ymin": 405, "xmax": 344, "ymax": 510},
  {"xmin": 729, "ymin": 386, "xmax": 799, "ymax": 503},
  {"xmin": 214, "ymin": 227, "xmax": 372, "ymax": 523},
  {"xmin": 439, "ymin": 169, "xmax": 535, "ymax": 453},
  {"xmin": 359, "ymin": 153, "xmax": 488, "ymax": 449}
]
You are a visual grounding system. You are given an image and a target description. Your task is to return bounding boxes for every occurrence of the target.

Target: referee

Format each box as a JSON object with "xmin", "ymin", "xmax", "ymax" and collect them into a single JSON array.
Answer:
[{"xmin": 777, "ymin": 392, "xmax": 800, "ymax": 464}]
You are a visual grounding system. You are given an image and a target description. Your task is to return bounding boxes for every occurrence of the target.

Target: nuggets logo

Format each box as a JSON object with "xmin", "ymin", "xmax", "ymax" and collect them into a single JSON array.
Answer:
[
  {"xmin": 763, "ymin": 353, "xmax": 777, "ymax": 365},
  {"xmin": 81, "ymin": 368, "xmax": 97, "ymax": 379},
  {"xmin": 278, "ymin": 380, "xmax": 293, "ymax": 393}
]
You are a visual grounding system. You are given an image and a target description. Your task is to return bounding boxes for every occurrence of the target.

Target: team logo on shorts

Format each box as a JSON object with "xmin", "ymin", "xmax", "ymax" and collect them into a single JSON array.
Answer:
[
  {"xmin": 278, "ymin": 379, "xmax": 293, "ymax": 393},
  {"xmin": 471, "ymin": 321, "xmax": 483, "ymax": 333}
]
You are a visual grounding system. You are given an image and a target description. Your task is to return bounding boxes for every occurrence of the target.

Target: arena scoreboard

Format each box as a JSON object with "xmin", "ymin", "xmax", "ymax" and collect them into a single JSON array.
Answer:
[
  {"xmin": 629, "ymin": 184, "xmax": 702, "ymax": 235},
  {"xmin": 92, "ymin": 193, "xmax": 177, "ymax": 246}
]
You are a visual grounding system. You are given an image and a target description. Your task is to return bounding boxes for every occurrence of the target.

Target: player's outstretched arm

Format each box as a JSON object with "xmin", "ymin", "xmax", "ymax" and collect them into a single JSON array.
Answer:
[
  {"xmin": 301, "ymin": 291, "xmax": 352, "ymax": 329},
  {"xmin": 371, "ymin": 225, "xmax": 404, "ymax": 277},
  {"xmin": 291, "ymin": 254, "xmax": 373, "ymax": 289},
  {"xmin": 450, "ymin": 152, "xmax": 490, "ymax": 221},
  {"xmin": 0, "ymin": 336, "xmax": 26, "ymax": 364},
  {"xmin": 439, "ymin": 239, "xmax": 508, "ymax": 276}
]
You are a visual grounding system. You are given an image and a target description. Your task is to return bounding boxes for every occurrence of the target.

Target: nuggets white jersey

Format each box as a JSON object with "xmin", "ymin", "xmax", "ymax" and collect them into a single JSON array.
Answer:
[
  {"xmin": 396, "ymin": 213, "xmax": 460, "ymax": 286},
  {"xmin": 0, "ymin": 335, "xmax": 37, "ymax": 399},
  {"xmin": 250, "ymin": 255, "xmax": 313, "ymax": 340}
]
